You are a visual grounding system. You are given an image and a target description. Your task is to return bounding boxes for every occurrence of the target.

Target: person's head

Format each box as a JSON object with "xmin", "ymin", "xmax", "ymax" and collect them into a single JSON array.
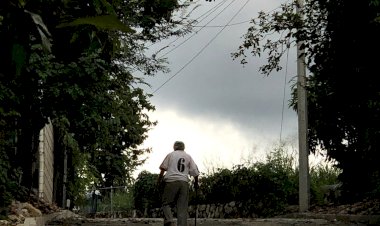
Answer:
[{"xmin": 173, "ymin": 141, "xmax": 185, "ymax": 151}]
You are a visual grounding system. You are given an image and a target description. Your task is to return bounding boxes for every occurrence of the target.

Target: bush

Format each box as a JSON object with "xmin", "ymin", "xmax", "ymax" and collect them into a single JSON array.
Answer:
[
  {"xmin": 133, "ymin": 171, "xmax": 161, "ymax": 216},
  {"xmin": 132, "ymin": 144, "xmax": 340, "ymax": 218},
  {"xmin": 197, "ymin": 147, "xmax": 299, "ymax": 217},
  {"xmin": 197, "ymin": 145, "xmax": 339, "ymax": 217},
  {"xmin": 310, "ymin": 162, "xmax": 342, "ymax": 205}
]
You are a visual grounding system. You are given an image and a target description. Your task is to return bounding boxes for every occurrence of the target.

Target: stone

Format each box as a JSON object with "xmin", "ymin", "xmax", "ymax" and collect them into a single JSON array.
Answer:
[
  {"xmin": 0, "ymin": 220, "xmax": 10, "ymax": 226},
  {"xmin": 22, "ymin": 203, "xmax": 42, "ymax": 217}
]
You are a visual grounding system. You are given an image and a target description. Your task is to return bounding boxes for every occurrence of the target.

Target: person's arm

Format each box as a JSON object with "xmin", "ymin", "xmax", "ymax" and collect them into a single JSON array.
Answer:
[
  {"xmin": 157, "ymin": 168, "xmax": 165, "ymax": 185},
  {"xmin": 188, "ymin": 156, "xmax": 200, "ymax": 189},
  {"xmin": 158, "ymin": 154, "xmax": 170, "ymax": 185}
]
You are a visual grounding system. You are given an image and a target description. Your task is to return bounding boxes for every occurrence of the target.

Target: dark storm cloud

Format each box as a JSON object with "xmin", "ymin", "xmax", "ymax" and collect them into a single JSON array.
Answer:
[{"xmin": 142, "ymin": 0, "xmax": 298, "ymax": 141}]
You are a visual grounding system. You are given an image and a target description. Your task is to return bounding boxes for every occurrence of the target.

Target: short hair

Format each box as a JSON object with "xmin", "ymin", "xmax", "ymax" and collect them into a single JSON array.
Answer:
[{"xmin": 173, "ymin": 141, "xmax": 185, "ymax": 150}]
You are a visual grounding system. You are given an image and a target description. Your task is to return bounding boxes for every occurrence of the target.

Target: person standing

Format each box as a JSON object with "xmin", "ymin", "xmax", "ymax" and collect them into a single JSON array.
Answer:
[{"xmin": 157, "ymin": 141, "xmax": 199, "ymax": 226}]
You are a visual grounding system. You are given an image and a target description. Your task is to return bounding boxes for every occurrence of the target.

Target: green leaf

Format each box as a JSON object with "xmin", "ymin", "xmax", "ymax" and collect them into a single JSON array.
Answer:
[
  {"xmin": 375, "ymin": 16, "xmax": 380, "ymax": 23},
  {"xmin": 100, "ymin": 0, "xmax": 116, "ymax": 15},
  {"xmin": 370, "ymin": 0, "xmax": 380, "ymax": 7},
  {"xmin": 25, "ymin": 10, "xmax": 52, "ymax": 52},
  {"xmin": 57, "ymin": 15, "xmax": 135, "ymax": 33}
]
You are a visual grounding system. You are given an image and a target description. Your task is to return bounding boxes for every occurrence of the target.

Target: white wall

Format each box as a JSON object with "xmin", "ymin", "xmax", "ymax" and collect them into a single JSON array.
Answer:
[{"xmin": 38, "ymin": 119, "xmax": 54, "ymax": 203}]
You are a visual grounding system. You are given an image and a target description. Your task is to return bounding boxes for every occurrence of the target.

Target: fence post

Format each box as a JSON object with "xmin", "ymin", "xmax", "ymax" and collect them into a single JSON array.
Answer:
[
  {"xmin": 111, "ymin": 185, "xmax": 113, "ymax": 217},
  {"xmin": 91, "ymin": 189, "xmax": 98, "ymax": 215}
]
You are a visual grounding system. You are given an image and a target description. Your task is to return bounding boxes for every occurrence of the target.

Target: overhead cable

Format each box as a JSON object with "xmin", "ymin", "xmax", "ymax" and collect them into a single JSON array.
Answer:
[
  {"xmin": 147, "ymin": 0, "xmax": 228, "ymax": 49},
  {"xmin": 157, "ymin": 0, "xmax": 234, "ymax": 58},
  {"xmin": 152, "ymin": 0, "xmax": 250, "ymax": 94}
]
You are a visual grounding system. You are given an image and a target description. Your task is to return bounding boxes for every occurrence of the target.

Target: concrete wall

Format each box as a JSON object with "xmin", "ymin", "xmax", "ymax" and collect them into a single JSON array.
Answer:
[{"xmin": 38, "ymin": 119, "xmax": 54, "ymax": 203}]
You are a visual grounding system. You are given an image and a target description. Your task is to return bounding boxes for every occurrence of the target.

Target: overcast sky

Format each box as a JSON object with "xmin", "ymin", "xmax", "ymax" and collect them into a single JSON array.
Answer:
[{"xmin": 135, "ymin": 0, "xmax": 300, "ymax": 176}]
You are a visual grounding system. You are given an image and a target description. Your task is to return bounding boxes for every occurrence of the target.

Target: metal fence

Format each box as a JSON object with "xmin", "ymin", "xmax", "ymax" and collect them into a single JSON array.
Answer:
[{"xmin": 76, "ymin": 186, "xmax": 135, "ymax": 218}]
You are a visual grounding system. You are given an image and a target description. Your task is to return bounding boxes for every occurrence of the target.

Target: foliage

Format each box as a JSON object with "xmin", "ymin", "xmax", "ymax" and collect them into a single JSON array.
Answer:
[
  {"xmin": 0, "ymin": 148, "xmax": 12, "ymax": 214},
  {"xmin": 0, "ymin": 106, "xmax": 13, "ymax": 211},
  {"xmin": 132, "ymin": 144, "xmax": 340, "ymax": 218},
  {"xmin": 232, "ymin": 0, "xmax": 380, "ymax": 202},
  {"xmin": 74, "ymin": 186, "xmax": 134, "ymax": 215},
  {"xmin": 0, "ymin": 1, "xmax": 50, "ymax": 205},
  {"xmin": 110, "ymin": 189, "xmax": 135, "ymax": 212},
  {"xmin": 0, "ymin": 0, "xmax": 197, "ymax": 212},
  {"xmin": 94, "ymin": 187, "xmax": 135, "ymax": 213},
  {"xmin": 133, "ymin": 171, "xmax": 162, "ymax": 216},
  {"xmin": 197, "ymin": 147, "xmax": 298, "ymax": 217},
  {"xmin": 309, "ymin": 162, "xmax": 342, "ymax": 205}
]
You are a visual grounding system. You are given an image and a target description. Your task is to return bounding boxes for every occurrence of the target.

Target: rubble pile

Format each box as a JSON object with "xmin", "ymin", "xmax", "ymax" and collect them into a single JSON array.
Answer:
[
  {"xmin": 0, "ymin": 194, "xmax": 61, "ymax": 226},
  {"xmin": 27, "ymin": 194, "xmax": 60, "ymax": 215}
]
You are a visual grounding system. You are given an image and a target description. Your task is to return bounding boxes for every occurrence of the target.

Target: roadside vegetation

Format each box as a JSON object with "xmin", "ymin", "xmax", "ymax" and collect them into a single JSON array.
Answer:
[
  {"xmin": 132, "ymin": 142, "xmax": 341, "ymax": 218},
  {"xmin": 0, "ymin": 0, "xmax": 196, "ymax": 218},
  {"xmin": 1, "ymin": 0, "xmax": 379, "ymax": 220}
]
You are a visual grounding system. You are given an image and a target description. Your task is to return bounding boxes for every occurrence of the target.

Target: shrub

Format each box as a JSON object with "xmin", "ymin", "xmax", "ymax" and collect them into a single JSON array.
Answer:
[
  {"xmin": 196, "ymin": 145, "xmax": 340, "ymax": 217},
  {"xmin": 310, "ymin": 162, "xmax": 342, "ymax": 205},
  {"xmin": 133, "ymin": 171, "xmax": 161, "ymax": 216}
]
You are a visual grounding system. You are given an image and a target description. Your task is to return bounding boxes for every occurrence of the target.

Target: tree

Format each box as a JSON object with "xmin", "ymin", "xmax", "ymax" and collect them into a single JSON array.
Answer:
[
  {"xmin": 232, "ymin": 0, "xmax": 380, "ymax": 201},
  {"xmin": 0, "ymin": 0, "xmax": 196, "ymax": 209},
  {"xmin": 0, "ymin": 0, "xmax": 53, "ymax": 201}
]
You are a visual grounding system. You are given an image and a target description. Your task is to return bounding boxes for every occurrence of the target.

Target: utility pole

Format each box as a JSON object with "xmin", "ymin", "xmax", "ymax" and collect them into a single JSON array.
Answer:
[{"xmin": 296, "ymin": 0, "xmax": 310, "ymax": 212}]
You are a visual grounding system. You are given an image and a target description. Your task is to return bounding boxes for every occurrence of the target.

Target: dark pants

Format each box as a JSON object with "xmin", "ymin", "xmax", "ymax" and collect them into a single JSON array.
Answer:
[{"xmin": 162, "ymin": 181, "xmax": 189, "ymax": 226}]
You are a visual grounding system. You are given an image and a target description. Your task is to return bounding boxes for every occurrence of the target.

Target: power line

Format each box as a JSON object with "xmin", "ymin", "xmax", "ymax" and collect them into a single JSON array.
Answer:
[
  {"xmin": 194, "ymin": 0, "xmax": 230, "ymax": 24},
  {"xmin": 157, "ymin": 0, "xmax": 234, "ymax": 58},
  {"xmin": 146, "ymin": 0, "xmax": 228, "ymax": 49},
  {"xmin": 151, "ymin": 0, "xmax": 292, "ymax": 95},
  {"xmin": 158, "ymin": 0, "xmax": 291, "ymax": 58},
  {"xmin": 152, "ymin": 0, "xmax": 250, "ymax": 94},
  {"xmin": 193, "ymin": 19, "xmax": 251, "ymax": 27},
  {"xmin": 193, "ymin": 0, "xmax": 292, "ymax": 28}
]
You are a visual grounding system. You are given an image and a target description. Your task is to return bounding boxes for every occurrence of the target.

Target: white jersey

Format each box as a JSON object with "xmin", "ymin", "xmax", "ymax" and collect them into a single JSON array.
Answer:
[{"xmin": 159, "ymin": 150, "xmax": 199, "ymax": 182}]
